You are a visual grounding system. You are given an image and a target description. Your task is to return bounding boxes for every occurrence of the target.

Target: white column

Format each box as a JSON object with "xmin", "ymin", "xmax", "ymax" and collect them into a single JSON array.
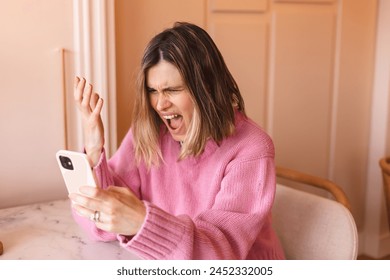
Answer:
[
  {"xmin": 73, "ymin": 0, "xmax": 117, "ymax": 156},
  {"xmin": 363, "ymin": 0, "xmax": 390, "ymax": 258}
]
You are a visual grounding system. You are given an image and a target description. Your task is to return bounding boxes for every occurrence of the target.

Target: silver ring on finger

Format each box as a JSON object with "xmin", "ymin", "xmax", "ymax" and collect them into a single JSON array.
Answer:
[{"xmin": 90, "ymin": 210, "xmax": 101, "ymax": 223}]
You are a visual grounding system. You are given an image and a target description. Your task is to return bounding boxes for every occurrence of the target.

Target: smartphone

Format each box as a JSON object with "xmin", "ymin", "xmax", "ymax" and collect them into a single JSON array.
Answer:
[{"xmin": 56, "ymin": 150, "xmax": 97, "ymax": 194}]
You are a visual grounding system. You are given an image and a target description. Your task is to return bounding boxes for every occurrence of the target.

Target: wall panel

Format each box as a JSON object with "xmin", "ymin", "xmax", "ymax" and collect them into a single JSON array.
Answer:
[
  {"xmin": 269, "ymin": 5, "xmax": 336, "ymax": 177},
  {"xmin": 332, "ymin": 0, "xmax": 377, "ymax": 230},
  {"xmin": 208, "ymin": 13, "xmax": 269, "ymax": 128},
  {"xmin": 211, "ymin": 0, "xmax": 268, "ymax": 12}
]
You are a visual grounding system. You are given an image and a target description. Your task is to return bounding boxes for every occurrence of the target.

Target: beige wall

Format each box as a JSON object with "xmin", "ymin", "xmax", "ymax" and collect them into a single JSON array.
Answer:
[
  {"xmin": 332, "ymin": 0, "xmax": 377, "ymax": 231},
  {"xmin": 0, "ymin": 0, "xmax": 74, "ymax": 208}
]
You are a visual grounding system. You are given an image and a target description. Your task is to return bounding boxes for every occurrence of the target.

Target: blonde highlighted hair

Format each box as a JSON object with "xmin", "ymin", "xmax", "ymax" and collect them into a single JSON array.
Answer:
[{"xmin": 132, "ymin": 22, "xmax": 246, "ymax": 167}]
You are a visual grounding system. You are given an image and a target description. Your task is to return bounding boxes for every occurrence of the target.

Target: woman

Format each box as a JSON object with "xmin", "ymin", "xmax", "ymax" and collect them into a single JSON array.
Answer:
[{"xmin": 70, "ymin": 22, "xmax": 285, "ymax": 260}]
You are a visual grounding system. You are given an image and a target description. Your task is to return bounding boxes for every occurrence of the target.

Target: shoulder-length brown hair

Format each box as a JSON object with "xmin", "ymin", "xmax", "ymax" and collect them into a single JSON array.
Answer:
[{"xmin": 132, "ymin": 22, "xmax": 246, "ymax": 167}]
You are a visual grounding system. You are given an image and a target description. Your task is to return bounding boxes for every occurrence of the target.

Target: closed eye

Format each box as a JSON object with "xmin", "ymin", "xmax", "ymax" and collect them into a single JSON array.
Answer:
[
  {"xmin": 166, "ymin": 89, "xmax": 180, "ymax": 93},
  {"xmin": 146, "ymin": 86, "xmax": 185, "ymax": 94},
  {"xmin": 146, "ymin": 87, "xmax": 156, "ymax": 94},
  {"xmin": 164, "ymin": 87, "xmax": 184, "ymax": 94}
]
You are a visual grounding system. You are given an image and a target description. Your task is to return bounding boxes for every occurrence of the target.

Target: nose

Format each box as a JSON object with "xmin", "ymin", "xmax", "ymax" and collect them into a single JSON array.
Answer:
[{"xmin": 155, "ymin": 92, "xmax": 171, "ymax": 111}]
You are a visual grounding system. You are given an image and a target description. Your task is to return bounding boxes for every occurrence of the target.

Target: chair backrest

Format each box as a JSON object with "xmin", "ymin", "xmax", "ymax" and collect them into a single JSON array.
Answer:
[
  {"xmin": 379, "ymin": 157, "xmax": 390, "ymax": 229},
  {"xmin": 273, "ymin": 167, "xmax": 358, "ymax": 260}
]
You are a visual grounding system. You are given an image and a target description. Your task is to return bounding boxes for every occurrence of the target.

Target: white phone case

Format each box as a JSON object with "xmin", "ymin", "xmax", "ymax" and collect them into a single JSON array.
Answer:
[{"xmin": 56, "ymin": 150, "xmax": 97, "ymax": 194}]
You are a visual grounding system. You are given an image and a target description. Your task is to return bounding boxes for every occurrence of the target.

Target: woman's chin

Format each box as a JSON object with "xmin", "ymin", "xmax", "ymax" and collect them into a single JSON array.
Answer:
[
  {"xmin": 170, "ymin": 133, "xmax": 185, "ymax": 142},
  {"xmin": 166, "ymin": 124, "xmax": 186, "ymax": 142}
]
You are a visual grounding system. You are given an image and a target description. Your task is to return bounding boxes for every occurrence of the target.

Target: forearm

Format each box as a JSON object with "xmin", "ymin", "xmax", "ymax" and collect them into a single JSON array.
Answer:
[{"xmin": 117, "ymin": 202, "xmax": 264, "ymax": 260}]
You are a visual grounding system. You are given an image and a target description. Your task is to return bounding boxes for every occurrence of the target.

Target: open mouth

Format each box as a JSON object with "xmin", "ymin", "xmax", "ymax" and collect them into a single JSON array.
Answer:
[{"xmin": 163, "ymin": 114, "xmax": 183, "ymax": 130}]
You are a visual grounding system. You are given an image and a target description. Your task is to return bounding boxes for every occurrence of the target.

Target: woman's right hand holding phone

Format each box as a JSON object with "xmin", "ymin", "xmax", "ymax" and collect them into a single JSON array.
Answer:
[{"xmin": 74, "ymin": 76, "xmax": 104, "ymax": 167}]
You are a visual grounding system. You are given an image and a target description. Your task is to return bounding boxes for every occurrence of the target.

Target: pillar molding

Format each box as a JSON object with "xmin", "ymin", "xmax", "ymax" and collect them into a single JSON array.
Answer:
[
  {"xmin": 364, "ymin": 0, "xmax": 390, "ymax": 258},
  {"xmin": 73, "ymin": 0, "xmax": 117, "ymax": 156}
]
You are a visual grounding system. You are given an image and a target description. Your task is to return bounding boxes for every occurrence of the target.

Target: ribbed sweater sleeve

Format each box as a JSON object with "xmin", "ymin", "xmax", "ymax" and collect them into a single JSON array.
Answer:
[{"xmin": 118, "ymin": 155, "xmax": 277, "ymax": 259}]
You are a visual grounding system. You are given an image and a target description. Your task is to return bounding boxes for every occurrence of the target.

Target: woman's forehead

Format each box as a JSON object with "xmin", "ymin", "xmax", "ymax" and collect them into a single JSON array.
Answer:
[{"xmin": 146, "ymin": 60, "xmax": 184, "ymax": 88}]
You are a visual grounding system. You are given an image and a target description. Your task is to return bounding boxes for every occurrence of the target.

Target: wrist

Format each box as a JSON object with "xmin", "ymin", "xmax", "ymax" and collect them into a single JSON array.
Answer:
[{"xmin": 85, "ymin": 147, "xmax": 102, "ymax": 167}]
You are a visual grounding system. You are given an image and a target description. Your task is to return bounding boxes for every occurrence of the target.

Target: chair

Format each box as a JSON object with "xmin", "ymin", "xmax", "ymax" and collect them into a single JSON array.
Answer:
[
  {"xmin": 272, "ymin": 166, "xmax": 358, "ymax": 260},
  {"xmin": 379, "ymin": 157, "xmax": 390, "ymax": 228}
]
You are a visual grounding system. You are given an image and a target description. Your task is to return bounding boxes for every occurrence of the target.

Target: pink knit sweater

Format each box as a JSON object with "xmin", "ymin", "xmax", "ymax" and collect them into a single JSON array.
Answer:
[{"xmin": 73, "ymin": 112, "xmax": 285, "ymax": 259}]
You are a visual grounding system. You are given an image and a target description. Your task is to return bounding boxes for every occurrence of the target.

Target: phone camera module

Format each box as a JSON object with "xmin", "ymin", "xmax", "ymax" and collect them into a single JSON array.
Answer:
[{"xmin": 59, "ymin": 156, "xmax": 74, "ymax": 170}]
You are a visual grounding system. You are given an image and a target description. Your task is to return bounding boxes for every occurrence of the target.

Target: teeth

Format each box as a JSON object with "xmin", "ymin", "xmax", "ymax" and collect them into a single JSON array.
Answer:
[{"xmin": 163, "ymin": 114, "xmax": 178, "ymax": 120}]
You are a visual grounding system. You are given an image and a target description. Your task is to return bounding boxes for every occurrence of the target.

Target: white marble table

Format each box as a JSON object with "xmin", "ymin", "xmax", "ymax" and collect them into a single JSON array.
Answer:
[{"xmin": 0, "ymin": 199, "xmax": 139, "ymax": 260}]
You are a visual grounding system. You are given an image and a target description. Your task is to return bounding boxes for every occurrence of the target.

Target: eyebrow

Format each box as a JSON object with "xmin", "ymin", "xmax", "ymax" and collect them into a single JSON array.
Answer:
[{"xmin": 146, "ymin": 85, "xmax": 185, "ymax": 91}]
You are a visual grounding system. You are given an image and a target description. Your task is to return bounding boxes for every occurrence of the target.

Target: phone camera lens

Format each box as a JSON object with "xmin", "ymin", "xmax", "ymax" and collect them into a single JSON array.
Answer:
[{"xmin": 59, "ymin": 156, "xmax": 74, "ymax": 170}]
